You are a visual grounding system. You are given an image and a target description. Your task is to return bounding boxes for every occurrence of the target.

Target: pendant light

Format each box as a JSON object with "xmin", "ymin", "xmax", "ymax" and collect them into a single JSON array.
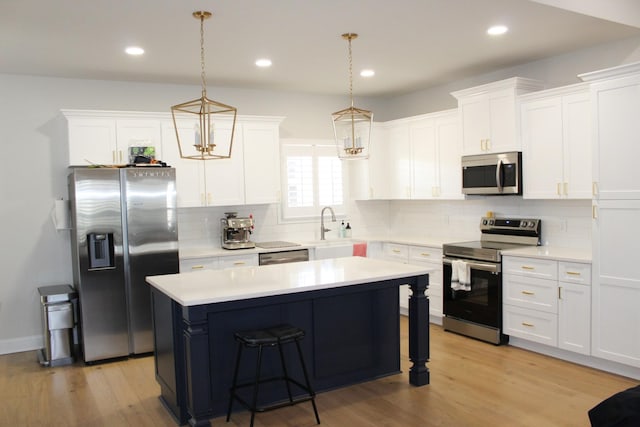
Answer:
[
  {"xmin": 171, "ymin": 11, "xmax": 237, "ymax": 160},
  {"xmin": 332, "ymin": 33, "xmax": 373, "ymax": 160}
]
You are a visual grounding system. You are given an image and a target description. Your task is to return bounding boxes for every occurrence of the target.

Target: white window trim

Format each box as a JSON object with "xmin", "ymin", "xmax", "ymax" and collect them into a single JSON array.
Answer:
[{"xmin": 279, "ymin": 138, "xmax": 347, "ymax": 223}]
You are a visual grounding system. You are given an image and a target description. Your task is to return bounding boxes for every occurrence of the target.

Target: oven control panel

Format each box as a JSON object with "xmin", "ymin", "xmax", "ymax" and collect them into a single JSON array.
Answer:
[{"xmin": 480, "ymin": 217, "xmax": 540, "ymax": 231}]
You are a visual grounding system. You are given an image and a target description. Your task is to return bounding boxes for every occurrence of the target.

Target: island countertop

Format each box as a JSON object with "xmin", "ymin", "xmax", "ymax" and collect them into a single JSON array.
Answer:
[{"xmin": 146, "ymin": 256, "xmax": 432, "ymax": 306}]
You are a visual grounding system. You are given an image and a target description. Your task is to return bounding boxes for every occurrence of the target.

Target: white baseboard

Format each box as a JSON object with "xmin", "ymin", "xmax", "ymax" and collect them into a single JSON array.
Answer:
[
  {"xmin": 0, "ymin": 335, "xmax": 42, "ymax": 355},
  {"xmin": 509, "ymin": 337, "xmax": 640, "ymax": 381}
]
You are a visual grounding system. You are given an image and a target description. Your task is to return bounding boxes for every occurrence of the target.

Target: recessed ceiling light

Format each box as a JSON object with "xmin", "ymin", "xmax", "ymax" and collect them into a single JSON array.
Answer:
[
  {"xmin": 360, "ymin": 69, "xmax": 375, "ymax": 77},
  {"xmin": 487, "ymin": 25, "xmax": 508, "ymax": 36},
  {"xmin": 255, "ymin": 58, "xmax": 272, "ymax": 68},
  {"xmin": 125, "ymin": 46, "xmax": 145, "ymax": 56}
]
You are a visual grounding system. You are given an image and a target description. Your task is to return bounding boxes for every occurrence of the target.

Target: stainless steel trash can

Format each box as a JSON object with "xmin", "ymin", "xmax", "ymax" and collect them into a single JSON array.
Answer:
[{"xmin": 38, "ymin": 285, "xmax": 77, "ymax": 367}]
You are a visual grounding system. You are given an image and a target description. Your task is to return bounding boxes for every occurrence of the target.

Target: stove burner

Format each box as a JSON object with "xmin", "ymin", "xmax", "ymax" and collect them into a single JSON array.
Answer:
[{"xmin": 443, "ymin": 217, "xmax": 541, "ymax": 262}]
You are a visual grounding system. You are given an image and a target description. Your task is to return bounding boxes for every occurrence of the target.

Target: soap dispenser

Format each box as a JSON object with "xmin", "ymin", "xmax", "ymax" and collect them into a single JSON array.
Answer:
[
  {"xmin": 340, "ymin": 221, "xmax": 346, "ymax": 238},
  {"xmin": 345, "ymin": 222, "xmax": 352, "ymax": 238}
]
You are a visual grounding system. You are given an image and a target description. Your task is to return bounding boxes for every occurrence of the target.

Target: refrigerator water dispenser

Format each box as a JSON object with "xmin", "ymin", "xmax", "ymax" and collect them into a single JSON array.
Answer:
[{"xmin": 88, "ymin": 233, "xmax": 114, "ymax": 269}]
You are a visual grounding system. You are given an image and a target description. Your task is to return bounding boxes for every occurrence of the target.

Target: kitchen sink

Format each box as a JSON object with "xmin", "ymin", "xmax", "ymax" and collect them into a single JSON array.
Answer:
[{"xmin": 310, "ymin": 239, "xmax": 365, "ymax": 260}]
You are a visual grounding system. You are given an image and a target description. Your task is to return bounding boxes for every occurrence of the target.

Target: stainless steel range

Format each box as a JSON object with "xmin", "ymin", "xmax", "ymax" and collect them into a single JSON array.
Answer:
[{"xmin": 442, "ymin": 217, "xmax": 541, "ymax": 344}]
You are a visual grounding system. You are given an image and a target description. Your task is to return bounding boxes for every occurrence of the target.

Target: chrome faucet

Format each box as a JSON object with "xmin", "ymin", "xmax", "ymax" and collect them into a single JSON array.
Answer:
[{"xmin": 320, "ymin": 206, "xmax": 336, "ymax": 240}]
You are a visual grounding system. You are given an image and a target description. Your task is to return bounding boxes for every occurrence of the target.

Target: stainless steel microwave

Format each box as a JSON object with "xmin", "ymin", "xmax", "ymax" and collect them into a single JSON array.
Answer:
[{"xmin": 461, "ymin": 151, "xmax": 522, "ymax": 195}]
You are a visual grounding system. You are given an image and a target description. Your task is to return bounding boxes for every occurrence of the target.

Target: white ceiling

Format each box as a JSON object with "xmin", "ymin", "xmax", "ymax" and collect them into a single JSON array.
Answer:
[{"xmin": 1, "ymin": 0, "xmax": 639, "ymax": 97}]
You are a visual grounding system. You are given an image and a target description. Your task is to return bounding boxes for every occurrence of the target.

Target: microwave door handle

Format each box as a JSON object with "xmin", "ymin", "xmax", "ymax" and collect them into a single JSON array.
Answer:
[{"xmin": 495, "ymin": 159, "xmax": 504, "ymax": 192}]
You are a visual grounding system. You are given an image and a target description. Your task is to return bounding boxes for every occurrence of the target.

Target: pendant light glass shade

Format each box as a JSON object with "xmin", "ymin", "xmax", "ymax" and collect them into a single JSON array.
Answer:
[
  {"xmin": 171, "ymin": 11, "xmax": 237, "ymax": 160},
  {"xmin": 332, "ymin": 33, "xmax": 373, "ymax": 160}
]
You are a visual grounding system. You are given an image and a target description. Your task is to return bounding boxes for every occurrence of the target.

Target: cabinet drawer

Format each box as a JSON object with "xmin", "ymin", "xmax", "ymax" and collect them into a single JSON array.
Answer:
[
  {"xmin": 559, "ymin": 262, "xmax": 591, "ymax": 285},
  {"xmin": 180, "ymin": 257, "xmax": 219, "ymax": 272},
  {"xmin": 219, "ymin": 254, "xmax": 259, "ymax": 269},
  {"xmin": 503, "ymin": 257, "xmax": 557, "ymax": 280},
  {"xmin": 383, "ymin": 243, "xmax": 408, "ymax": 262},
  {"xmin": 504, "ymin": 305, "xmax": 558, "ymax": 346},
  {"xmin": 408, "ymin": 246, "xmax": 442, "ymax": 264},
  {"xmin": 504, "ymin": 274, "xmax": 557, "ymax": 313},
  {"xmin": 429, "ymin": 293, "xmax": 443, "ymax": 317},
  {"xmin": 427, "ymin": 274, "xmax": 443, "ymax": 292}
]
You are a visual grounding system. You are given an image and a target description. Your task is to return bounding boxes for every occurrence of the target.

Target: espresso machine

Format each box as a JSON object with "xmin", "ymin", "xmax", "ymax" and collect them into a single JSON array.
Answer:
[{"xmin": 221, "ymin": 212, "xmax": 255, "ymax": 250}]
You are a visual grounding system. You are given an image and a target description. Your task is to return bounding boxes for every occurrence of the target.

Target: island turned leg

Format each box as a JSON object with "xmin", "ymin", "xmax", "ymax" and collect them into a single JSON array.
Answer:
[
  {"xmin": 182, "ymin": 308, "xmax": 214, "ymax": 427},
  {"xmin": 408, "ymin": 273, "xmax": 430, "ymax": 386}
]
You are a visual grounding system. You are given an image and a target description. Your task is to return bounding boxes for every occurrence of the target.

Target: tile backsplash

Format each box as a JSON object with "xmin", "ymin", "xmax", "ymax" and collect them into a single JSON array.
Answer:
[{"xmin": 178, "ymin": 198, "xmax": 592, "ymax": 250}]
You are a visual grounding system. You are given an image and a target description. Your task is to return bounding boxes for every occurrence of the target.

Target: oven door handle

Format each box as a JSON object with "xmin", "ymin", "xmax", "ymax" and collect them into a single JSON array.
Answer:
[{"xmin": 443, "ymin": 257, "xmax": 501, "ymax": 273}]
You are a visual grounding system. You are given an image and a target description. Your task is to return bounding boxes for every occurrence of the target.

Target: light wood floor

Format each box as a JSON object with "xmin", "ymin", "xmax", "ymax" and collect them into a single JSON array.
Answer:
[{"xmin": 1, "ymin": 318, "xmax": 637, "ymax": 426}]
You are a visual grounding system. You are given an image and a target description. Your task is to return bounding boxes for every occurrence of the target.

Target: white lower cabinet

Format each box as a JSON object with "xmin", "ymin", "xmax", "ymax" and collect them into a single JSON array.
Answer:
[
  {"xmin": 218, "ymin": 254, "xmax": 259, "ymax": 269},
  {"xmin": 179, "ymin": 254, "xmax": 258, "ymax": 272},
  {"xmin": 503, "ymin": 256, "xmax": 591, "ymax": 355},
  {"xmin": 180, "ymin": 257, "xmax": 220, "ymax": 272},
  {"xmin": 408, "ymin": 246, "xmax": 443, "ymax": 318},
  {"xmin": 377, "ymin": 242, "xmax": 442, "ymax": 319}
]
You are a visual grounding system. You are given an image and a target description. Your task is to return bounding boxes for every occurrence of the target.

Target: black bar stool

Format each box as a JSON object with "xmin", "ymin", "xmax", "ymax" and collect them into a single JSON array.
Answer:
[{"xmin": 226, "ymin": 324, "xmax": 320, "ymax": 427}]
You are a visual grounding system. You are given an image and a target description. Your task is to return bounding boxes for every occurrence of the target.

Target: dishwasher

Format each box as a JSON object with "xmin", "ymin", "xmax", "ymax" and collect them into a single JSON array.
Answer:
[{"xmin": 258, "ymin": 249, "xmax": 309, "ymax": 265}]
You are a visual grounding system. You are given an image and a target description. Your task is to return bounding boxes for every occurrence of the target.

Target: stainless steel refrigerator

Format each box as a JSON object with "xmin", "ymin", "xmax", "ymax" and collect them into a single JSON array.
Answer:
[{"xmin": 68, "ymin": 167, "xmax": 179, "ymax": 363}]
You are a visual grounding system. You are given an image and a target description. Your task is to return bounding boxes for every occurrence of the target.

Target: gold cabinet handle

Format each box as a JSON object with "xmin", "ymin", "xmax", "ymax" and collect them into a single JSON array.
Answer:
[
  {"xmin": 522, "ymin": 322, "xmax": 534, "ymax": 327},
  {"xmin": 420, "ymin": 253, "xmax": 430, "ymax": 257},
  {"xmin": 557, "ymin": 183, "xmax": 562, "ymax": 196},
  {"xmin": 392, "ymin": 249, "xmax": 401, "ymax": 253},
  {"xmin": 233, "ymin": 261, "xmax": 246, "ymax": 266},
  {"xmin": 521, "ymin": 266, "xmax": 535, "ymax": 270},
  {"xmin": 592, "ymin": 182, "xmax": 598, "ymax": 196},
  {"xmin": 566, "ymin": 271, "xmax": 581, "ymax": 276},
  {"xmin": 558, "ymin": 286, "xmax": 562, "ymax": 300},
  {"xmin": 563, "ymin": 182, "xmax": 568, "ymax": 196},
  {"xmin": 191, "ymin": 265, "xmax": 205, "ymax": 270},
  {"xmin": 592, "ymin": 205, "xmax": 598, "ymax": 219},
  {"xmin": 521, "ymin": 290, "xmax": 535, "ymax": 295}
]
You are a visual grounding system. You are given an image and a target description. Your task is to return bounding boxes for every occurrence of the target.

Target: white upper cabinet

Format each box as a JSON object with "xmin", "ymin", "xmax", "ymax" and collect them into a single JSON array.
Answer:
[
  {"xmin": 451, "ymin": 77, "xmax": 545, "ymax": 156},
  {"xmin": 348, "ymin": 110, "xmax": 462, "ymax": 201},
  {"xmin": 160, "ymin": 118, "xmax": 206, "ymax": 207},
  {"xmin": 520, "ymin": 84, "xmax": 591, "ymax": 199},
  {"xmin": 116, "ymin": 119, "xmax": 163, "ymax": 164},
  {"xmin": 410, "ymin": 110, "xmax": 463, "ymax": 200},
  {"xmin": 387, "ymin": 121, "xmax": 411, "ymax": 199},
  {"xmin": 409, "ymin": 117, "xmax": 437, "ymax": 199},
  {"xmin": 64, "ymin": 110, "xmax": 283, "ymax": 208},
  {"xmin": 202, "ymin": 121, "xmax": 246, "ymax": 207},
  {"xmin": 64, "ymin": 110, "xmax": 165, "ymax": 166},
  {"xmin": 581, "ymin": 63, "xmax": 640, "ymax": 200},
  {"xmin": 347, "ymin": 122, "xmax": 390, "ymax": 200},
  {"xmin": 242, "ymin": 120, "xmax": 282, "ymax": 204}
]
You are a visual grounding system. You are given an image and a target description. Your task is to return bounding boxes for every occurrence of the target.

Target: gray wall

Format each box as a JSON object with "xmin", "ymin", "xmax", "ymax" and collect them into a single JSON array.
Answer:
[
  {"xmin": 376, "ymin": 34, "xmax": 640, "ymax": 120},
  {"xmin": 1, "ymin": 34, "xmax": 639, "ymax": 354}
]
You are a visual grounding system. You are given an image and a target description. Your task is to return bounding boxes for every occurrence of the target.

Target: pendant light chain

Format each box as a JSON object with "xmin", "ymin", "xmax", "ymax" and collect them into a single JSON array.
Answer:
[
  {"xmin": 348, "ymin": 35, "xmax": 354, "ymax": 108},
  {"xmin": 200, "ymin": 13, "xmax": 207, "ymax": 98}
]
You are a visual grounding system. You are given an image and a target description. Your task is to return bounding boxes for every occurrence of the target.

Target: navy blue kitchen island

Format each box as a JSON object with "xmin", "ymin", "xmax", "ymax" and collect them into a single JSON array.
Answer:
[{"xmin": 147, "ymin": 257, "xmax": 430, "ymax": 426}]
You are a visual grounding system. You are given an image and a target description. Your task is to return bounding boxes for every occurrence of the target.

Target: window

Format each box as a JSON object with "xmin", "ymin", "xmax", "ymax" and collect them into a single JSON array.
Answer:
[{"xmin": 281, "ymin": 139, "xmax": 345, "ymax": 220}]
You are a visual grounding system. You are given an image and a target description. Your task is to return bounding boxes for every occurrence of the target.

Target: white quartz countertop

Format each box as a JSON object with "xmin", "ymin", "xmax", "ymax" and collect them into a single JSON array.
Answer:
[
  {"xmin": 501, "ymin": 246, "xmax": 591, "ymax": 263},
  {"xmin": 179, "ymin": 239, "xmax": 368, "ymax": 259},
  {"xmin": 146, "ymin": 256, "xmax": 432, "ymax": 306},
  {"xmin": 180, "ymin": 238, "xmax": 592, "ymax": 263}
]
